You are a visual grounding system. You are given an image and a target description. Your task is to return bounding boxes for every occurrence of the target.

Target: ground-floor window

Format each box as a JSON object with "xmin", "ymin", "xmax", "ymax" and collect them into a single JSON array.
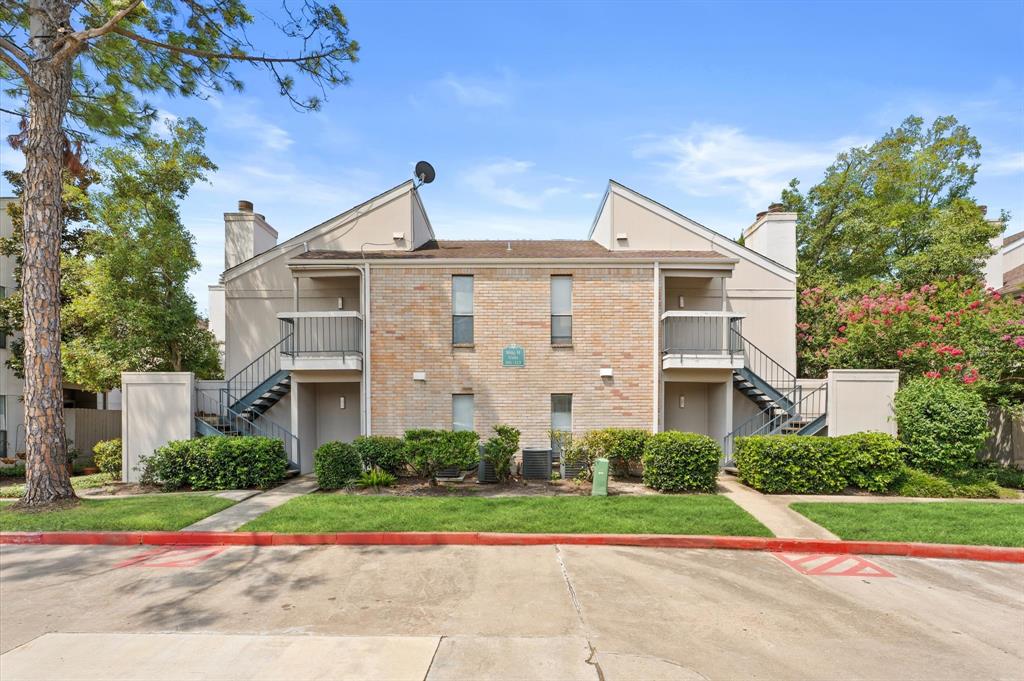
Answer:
[
  {"xmin": 550, "ymin": 394, "xmax": 572, "ymax": 459},
  {"xmin": 452, "ymin": 394, "xmax": 474, "ymax": 432}
]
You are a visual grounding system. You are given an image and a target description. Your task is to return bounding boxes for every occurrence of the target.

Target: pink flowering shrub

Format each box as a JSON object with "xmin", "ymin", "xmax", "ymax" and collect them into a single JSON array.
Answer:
[{"xmin": 798, "ymin": 277, "xmax": 1024, "ymax": 403}]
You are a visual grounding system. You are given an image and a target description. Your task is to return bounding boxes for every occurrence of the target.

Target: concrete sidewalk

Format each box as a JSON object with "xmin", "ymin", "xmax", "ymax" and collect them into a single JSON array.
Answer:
[
  {"xmin": 718, "ymin": 476, "xmax": 838, "ymax": 539},
  {"xmin": 182, "ymin": 475, "xmax": 318, "ymax": 532}
]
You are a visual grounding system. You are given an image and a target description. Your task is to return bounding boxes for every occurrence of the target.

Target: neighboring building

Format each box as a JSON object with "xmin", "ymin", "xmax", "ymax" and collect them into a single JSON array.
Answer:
[
  {"xmin": 987, "ymin": 228, "xmax": 1024, "ymax": 296},
  {"xmin": 0, "ymin": 196, "xmax": 23, "ymax": 459},
  {"xmin": 209, "ymin": 180, "xmax": 814, "ymax": 473},
  {"xmin": 0, "ymin": 196, "xmax": 121, "ymax": 465}
]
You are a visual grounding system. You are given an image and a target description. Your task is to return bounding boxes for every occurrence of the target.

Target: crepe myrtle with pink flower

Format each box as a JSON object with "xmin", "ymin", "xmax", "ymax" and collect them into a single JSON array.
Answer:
[{"xmin": 796, "ymin": 277, "xmax": 1023, "ymax": 403}]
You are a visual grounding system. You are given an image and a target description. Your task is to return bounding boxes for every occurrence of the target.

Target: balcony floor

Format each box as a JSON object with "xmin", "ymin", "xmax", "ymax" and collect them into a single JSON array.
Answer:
[
  {"xmin": 280, "ymin": 354, "xmax": 363, "ymax": 372},
  {"xmin": 662, "ymin": 352, "xmax": 744, "ymax": 370}
]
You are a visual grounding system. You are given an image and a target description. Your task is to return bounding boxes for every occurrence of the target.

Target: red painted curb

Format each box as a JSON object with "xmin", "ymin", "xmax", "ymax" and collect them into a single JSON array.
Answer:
[{"xmin": 1, "ymin": 531, "xmax": 1021, "ymax": 563}]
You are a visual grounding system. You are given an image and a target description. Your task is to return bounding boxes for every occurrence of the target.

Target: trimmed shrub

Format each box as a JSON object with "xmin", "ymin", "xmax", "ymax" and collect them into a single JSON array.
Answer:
[
  {"xmin": 894, "ymin": 467, "xmax": 1002, "ymax": 499},
  {"xmin": 314, "ymin": 441, "xmax": 363, "ymax": 489},
  {"xmin": 735, "ymin": 436, "xmax": 842, "ymax": 494},
  {"xmin": 92, "ymin": 438, "xmax": 122, "ymax": 476},
  {"xmin": 642, "ymin": 431, "xmax": 721, "ymax": 493},
  {"xmin": 403, "ymin": 429, "xmax": 480, "ymax": 480},
  {"xmin": 603, "ymin": 428, "xmax": 649, "ymax": 476},
  {"xmin": 735, "ymin": 433, "xmax": 905, "ymax": 494},
  {"xmin": 142, "ymin": 436, "xmax": 287, "ymax": 491},
  {"xmin": 833, "ymin": 432, "xmax": 904, "ymax": 493},
  {"xmin": 482, "ymin": 424, "xmax": 520, "ymax": 482},
  {"xmin": 894, "ymin": 378, "xmax": 989, "ymax": 475},
  {"xmin": 352, "ymin": 435, "xmax": 406, "ymax": 475}
]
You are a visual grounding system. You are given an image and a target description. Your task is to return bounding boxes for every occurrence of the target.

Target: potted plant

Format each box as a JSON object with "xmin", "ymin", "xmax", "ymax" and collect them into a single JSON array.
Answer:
[{"xmin": 479, "ymin": 425, "xmax": 520, "ymax": 484}]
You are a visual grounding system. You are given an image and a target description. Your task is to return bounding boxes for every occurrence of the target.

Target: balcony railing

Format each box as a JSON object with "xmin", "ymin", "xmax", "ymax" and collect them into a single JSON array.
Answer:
[
  {"xmin": 278, "ymin": 311, "xmax": 363, "ymax": 359},
  {"xmin": 661, "ymin": 312, "xmax": 744, "ymax": 356}
]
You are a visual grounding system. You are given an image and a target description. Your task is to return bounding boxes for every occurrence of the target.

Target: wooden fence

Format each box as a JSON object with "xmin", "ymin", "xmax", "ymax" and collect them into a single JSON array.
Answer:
[{"xmin": 66, "ymin": 408, "xmax": 122, "ymax": 464}]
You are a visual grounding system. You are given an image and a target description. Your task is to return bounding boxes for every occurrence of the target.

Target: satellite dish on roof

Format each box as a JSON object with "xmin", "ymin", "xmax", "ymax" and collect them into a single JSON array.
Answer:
[{"xmin": 414, "ymin": 161, "xmax": 436, "ymax": 188}]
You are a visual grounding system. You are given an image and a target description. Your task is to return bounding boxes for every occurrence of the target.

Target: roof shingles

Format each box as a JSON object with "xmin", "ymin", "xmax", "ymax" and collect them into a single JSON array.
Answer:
[{"xmin": 294, "ymin": 239, "xmax": 727, "ymax": 261}]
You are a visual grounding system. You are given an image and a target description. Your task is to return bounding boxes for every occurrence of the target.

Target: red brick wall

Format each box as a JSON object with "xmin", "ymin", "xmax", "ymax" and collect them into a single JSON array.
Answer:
[{"xmin": 369, "ymin": 266, "xmax": 655, "ymax": 448}]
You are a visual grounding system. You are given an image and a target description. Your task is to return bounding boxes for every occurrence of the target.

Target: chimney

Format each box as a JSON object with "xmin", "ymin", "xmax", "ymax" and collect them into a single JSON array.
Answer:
[
  {"xmin": 224, "ymin": 200, "xmax": 279, "ymax": 270},
  {"xmin": 741, "ymin": 204, "xmax": 797, "ymax": 271}
]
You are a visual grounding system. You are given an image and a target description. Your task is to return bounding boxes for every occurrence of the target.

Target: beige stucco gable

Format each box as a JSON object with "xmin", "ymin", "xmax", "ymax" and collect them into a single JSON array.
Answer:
[
  {"xmin": 592, "ymin": 181, "xmax": 798, "ymax": 373},
  {"xmin": 222, "ymin": 181, "xmax": 426, "ymax": 288}
]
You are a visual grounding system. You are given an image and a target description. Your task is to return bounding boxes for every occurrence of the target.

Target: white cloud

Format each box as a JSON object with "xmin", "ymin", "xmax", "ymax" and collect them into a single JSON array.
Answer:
[
  {"xmin": 206, "ymin": 97, "xmax": 294, "ymax": 151},
  {"xmin": 153, "ymin": 109, "xmax": 180, "ymax": 137},
  {"xmin": 438, "ymin": 73, "xmax": 510, "ymax": 107},
  {"xmin": 634, "ymin": 124, "xmax": 861, "ymax": 209},
  {"xmin": 461, "ymin": 160, "xmax": 577, "ymax": 210},
  {"xmin": 982, "ymin": 150, "xmax": 1024, "ymax": 177}
]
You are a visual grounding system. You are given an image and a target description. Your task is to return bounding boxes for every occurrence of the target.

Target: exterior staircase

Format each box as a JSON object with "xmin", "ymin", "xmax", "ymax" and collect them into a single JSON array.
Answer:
[
  {"xmin": 194, "ymin": 335, "xmax": 301, "ymax": 469},
  {"xmin": 725, "ymin": 330, "xmax": 828, "ymax": 463}
]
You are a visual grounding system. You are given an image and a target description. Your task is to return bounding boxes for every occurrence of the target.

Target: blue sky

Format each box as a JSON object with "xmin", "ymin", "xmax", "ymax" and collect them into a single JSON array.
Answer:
[{"xmin": 2, "ymin": 1, "xmax": 1022, "ymax": 312}]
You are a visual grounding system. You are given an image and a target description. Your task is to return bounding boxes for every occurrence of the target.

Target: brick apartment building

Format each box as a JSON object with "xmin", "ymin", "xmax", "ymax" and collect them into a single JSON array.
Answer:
[{"xmin": 206, "ymin": 179, "xmax": 810, "ymax": 473}]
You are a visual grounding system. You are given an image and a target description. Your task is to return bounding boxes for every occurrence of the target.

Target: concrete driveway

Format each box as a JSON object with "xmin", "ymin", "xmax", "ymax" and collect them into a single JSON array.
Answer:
[{"xmin": 1, "ymin": 543, "xmax": 1021, "ymax": 680}]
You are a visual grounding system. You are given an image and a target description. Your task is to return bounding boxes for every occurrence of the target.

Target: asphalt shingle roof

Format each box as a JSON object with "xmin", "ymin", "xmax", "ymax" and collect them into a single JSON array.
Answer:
[{"xmin": 293, "ymin": 239, "xmax": 728, "ymax": 261}]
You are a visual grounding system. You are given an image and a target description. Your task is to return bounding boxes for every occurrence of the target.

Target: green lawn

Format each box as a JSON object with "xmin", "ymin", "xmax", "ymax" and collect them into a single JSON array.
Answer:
[
  {"xmin": 791, "ymin": 502, "xmax": 1024, "ymax": 547},
  {"xmin": 240, "ymin": 494, "xmax": 773, "ymax": 536},
  {"xmin": 0, "ymin": 494, "xmax": 235, "ymax": 531},
  {"xmin": 0, "ymin": 472, "xmax": 116, "ymax": 499}
]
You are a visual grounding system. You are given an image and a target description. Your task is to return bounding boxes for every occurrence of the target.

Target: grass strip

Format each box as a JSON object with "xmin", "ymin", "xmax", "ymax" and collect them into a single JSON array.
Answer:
[
  {"xmin": 791, "ymin": 501, "xmax": 1024, "ymax": 547},
  {"xmin": 0, "ymin": 494, "xmax": 235, "ymax": 532},
  {"xmin": 240, "ymin": 494, "xmax": 773, "ymax": 536}
]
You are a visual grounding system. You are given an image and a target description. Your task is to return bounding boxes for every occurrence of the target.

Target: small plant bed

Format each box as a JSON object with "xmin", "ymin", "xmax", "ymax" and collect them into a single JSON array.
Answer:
[
  {"xmin": 240, "ymin": 495, "xmax": 771, "ymax": 535},
  {"xmin": 0, "ymin": 495, "xmax": 235, "ymax": 532},
  {"xmin": 790, "ymin": 502, "xmax": 1024, "ymax": 548},
  {"xmin": 0, "ymin": 472, "xmax": 117, "ymax": 499},
  {"xmin": 323, "ymin": 473, "xmax": 660, "ymax": 497}
]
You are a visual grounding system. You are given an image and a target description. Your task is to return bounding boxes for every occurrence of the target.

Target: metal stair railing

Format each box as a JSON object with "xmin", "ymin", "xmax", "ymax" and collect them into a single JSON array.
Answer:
[
  {"xmin": 194, "ymin": 388, "xmax": 299, "ymax": 466},
  {"xmin": 723, "ymin": 382, "xmax": 829, "ymax": 464},
  {"xmin": 225, "ymin": 334, "xmax": 293, "ymax": 410},
  {"xmin": 730, "ymin": 327, "xmax": 798, "ymax": 399}
]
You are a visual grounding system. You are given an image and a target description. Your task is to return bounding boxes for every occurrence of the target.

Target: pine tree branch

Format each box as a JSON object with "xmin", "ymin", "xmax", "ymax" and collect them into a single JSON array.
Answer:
[
  {"xmin": 109, "ymin": 25, "xmax": 348, "ymax": 65},
  {"xmin": 51, "ymin": 0, "xmax": 144, "ymax": 66},
  {"xmin": 0, "ymin": 42, "xmax": 44, "ymax": 96},
  {"xmin": 0, "ymin": 35, "xmax": 30, "ymax": 65}
]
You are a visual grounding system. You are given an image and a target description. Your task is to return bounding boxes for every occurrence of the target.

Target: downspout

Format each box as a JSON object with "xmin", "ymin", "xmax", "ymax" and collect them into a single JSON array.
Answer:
[
  {"xmin": 362, "ymin": 261, "xmax": 372, "ymax": 435},
  {"xmin": 653, "ymin": 261, "xmax": 661, "ymax": 433}
]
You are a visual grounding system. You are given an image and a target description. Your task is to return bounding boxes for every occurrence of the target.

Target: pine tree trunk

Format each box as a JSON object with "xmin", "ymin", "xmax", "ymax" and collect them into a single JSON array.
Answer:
[{"xmin": 19, "ymin": 0, "xmax": 75, "ymax": 506}]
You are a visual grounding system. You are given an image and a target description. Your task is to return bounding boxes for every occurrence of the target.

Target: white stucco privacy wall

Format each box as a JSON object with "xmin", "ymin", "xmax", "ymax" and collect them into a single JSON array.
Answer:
[
  {"xmin": 825, "ymin": 369, "xmax": 900, "ymax": 436},
  {"xmin": 121, "ymin": 373, "xmax": 194, "ymax": 482}
]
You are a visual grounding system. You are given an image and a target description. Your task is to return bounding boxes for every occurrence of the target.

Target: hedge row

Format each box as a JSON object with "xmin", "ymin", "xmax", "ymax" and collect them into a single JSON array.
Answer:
[
  {"xmin": 734, "ymin": 432, "xmax": 903, "ymax": 494},
  {"xmin": 315, "ymin": 429, "xmax": 482, "ymax": 489},
  {"xmin": 142, "ymin": 436, "xmax": 288, "ymax": 491}
]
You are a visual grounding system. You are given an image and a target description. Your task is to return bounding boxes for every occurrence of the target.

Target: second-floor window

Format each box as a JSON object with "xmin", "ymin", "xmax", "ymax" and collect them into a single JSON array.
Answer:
[
  {"xmin": 452, "ymin": 275, "xmax": 474, "ymax": 345},
  {"xmin": 551, "ymin": 275, "xmax": 572, "ymax": 344}
]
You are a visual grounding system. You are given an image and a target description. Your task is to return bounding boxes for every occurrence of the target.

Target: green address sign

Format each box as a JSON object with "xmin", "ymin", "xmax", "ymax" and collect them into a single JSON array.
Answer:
[{"xmin": 502, "ymin": 345, "xmax": 525, "ymax": 367}]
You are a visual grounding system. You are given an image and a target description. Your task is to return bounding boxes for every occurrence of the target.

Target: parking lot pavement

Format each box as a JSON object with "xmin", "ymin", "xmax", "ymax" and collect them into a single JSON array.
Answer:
[{"xmin": 1, "ymin": 543, "xmax": 1022, "ymax": 680}]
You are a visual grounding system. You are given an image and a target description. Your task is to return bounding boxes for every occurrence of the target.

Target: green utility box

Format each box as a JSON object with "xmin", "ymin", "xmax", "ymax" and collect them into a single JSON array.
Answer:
[{"xmin": 591, "ymin": 457, "xmax": 609, "ymax": 496}]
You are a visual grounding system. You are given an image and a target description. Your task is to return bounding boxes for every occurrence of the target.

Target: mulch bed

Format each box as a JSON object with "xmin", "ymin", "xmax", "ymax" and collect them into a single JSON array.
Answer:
[{"xmin": 326, "ymin": 470, "xmax": 659, "ymax": 497}]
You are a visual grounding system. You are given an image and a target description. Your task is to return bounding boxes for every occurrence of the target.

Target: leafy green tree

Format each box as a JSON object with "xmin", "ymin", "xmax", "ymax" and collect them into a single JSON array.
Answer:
[
  {"xmin": 0, "ymin": 0, "xmax": 358, "ymax": 505},
  {"xmin": 63, "ymin": 118, "xmax": 221, "ymax": 393},
  {"xmin": 0, "ymin": 169, "xmax": 93, "ymax": 378},
  {"xmin": 782, "ymin": 115, "xmax": 1003, "ymax": 288}
]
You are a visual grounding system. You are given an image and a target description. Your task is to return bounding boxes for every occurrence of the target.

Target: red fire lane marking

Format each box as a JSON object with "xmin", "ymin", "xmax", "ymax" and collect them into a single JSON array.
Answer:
[
  {"xmin": 774, "ymin": 553, "xmax": 895, "ymax": 578},
  {"xmin": 115, "ymin": 546, "xmax": 228, "ymax": 569}
]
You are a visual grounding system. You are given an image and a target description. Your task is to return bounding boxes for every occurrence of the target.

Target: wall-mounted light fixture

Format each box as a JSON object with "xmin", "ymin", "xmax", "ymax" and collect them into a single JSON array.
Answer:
[
  {"xmin": 600, "ymin": 367, "xmax": 613, "ymax": 378},
  {"xmin": 413, "ymin": 371, "xmax": 426, "ymax": 381},
  {"xmin": 339, "ymin": 397, "xmax": 346, "ymax": 409},
  {"xmin": 679, "ymin": 395, "xmax": 686, "ymax": 409}
]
